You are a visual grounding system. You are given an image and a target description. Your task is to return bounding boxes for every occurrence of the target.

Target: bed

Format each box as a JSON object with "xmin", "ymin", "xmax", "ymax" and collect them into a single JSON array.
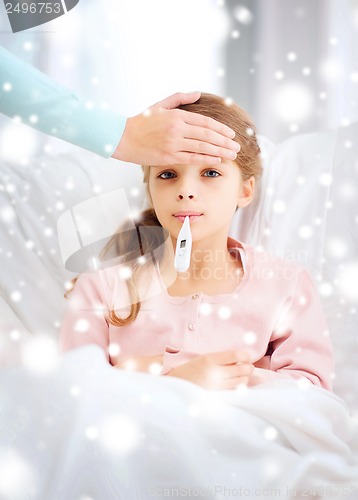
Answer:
[{"xmin": 0, "ymin": 123, "xmax": 357, "ymax": 499}]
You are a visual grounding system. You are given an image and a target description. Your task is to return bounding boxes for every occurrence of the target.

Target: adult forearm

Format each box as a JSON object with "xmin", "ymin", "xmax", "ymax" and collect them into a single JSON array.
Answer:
[{"xmin": 0, "ymin": 46, "xmax": 125, "ymax": 157}]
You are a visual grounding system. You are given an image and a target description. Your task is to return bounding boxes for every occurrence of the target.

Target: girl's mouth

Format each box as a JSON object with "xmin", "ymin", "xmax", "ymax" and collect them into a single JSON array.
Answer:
[{"xmin": 173, "ymin": 214, "xmax": 203, "ymax": 223}]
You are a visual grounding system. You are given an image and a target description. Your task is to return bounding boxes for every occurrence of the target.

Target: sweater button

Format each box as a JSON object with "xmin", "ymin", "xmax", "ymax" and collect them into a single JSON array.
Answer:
[
  {"xmin": 191, "ymin": 294, "xmax": 199, "ymax": 300},
  {"xmin": 188, "ymin": 323, "xmax": 196, "ymax": 331}
]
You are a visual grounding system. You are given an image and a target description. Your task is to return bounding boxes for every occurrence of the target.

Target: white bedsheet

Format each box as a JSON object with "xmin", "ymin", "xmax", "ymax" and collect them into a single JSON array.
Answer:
[{"xmin": 1, "ymin": 345, "xmax": 357, "ymax": 500}]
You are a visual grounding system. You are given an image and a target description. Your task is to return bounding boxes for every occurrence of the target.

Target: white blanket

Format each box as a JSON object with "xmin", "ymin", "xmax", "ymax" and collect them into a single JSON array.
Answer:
[{"xmin": 1, "ymin": 345, "xmax": 357, "ymax": 500}]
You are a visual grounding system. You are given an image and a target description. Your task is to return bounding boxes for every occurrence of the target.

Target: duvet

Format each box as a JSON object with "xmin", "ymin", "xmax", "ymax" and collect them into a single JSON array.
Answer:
[{"xmin": 1, "ymin": 345, "xmax": 357, "ymax": 500}]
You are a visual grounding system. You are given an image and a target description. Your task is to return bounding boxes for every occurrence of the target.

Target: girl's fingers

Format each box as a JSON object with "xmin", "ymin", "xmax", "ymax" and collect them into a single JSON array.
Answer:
[
  {"xmin": 221, "ymin": 363, "xmax": 254, "ymax": 380},
  {"xmin": 201, "ymin": 360, "xmax": 253, "ymax": 390},
  {"xmin": 209, "ymin": 363, "xmax": 253, "ymax": 386},
  {"xmin": 218, "ymin": 376, "xmax": 250, "ymax": 391},
  {"xmin": 208, "ymin": 350, "xmax": 251, "ymax": 366}
]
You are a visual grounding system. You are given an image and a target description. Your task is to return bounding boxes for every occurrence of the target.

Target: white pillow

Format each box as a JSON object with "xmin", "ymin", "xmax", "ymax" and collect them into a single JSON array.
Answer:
[{"xmin": 232, "ymin": 123, "xmax": 358, "ymax": 407}]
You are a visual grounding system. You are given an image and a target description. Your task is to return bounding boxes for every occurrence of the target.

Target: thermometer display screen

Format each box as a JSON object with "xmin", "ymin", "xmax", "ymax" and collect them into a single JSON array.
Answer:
[{"xmin": 180, "ymin": 240, "xmax": 186, "ymax": 248}]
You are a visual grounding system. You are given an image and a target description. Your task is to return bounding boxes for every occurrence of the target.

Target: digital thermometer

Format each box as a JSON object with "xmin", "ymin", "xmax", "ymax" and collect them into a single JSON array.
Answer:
[{"xmin": 174, "ymin": 216, "xmax": 192, "ymax": 272}]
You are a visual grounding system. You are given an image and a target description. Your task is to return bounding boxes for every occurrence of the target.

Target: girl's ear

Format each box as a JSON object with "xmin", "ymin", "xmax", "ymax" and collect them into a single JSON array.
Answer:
[{"xmin": 237, "ymin": 176, "xmax": 255, "ymax": 208}]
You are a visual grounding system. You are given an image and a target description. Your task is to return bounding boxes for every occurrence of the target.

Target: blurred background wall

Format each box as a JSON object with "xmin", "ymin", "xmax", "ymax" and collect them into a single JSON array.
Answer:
[{"xmin": 0, "ymin": 0, "xmax": 357, "ymax": 158}]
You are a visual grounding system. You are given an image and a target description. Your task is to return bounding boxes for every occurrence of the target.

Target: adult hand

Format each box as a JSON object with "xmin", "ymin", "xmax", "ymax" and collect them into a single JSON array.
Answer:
[
  {"xmin": 112, "ymin": 91, "xmax": 240, "ymax": 166},
  {"xmin": 114, "ymin": 353, "xmax": 163, "ymax": 374},
  {"xmin": 165, "ymin": 350, "xmax": 254, "ymax": 390}
]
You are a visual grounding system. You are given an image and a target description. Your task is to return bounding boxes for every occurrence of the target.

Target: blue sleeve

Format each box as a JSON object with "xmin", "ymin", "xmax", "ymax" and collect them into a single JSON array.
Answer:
[{"xmin": 0, "ymin": 46, "xmax": 126, "ymax": 157}]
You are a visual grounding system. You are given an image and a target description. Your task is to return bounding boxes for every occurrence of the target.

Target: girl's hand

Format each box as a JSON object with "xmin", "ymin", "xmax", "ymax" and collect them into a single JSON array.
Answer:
[
  {"xmin": 165, "ymin": 350, "xmax": 254, "ymax": 390},
  {"xmin": 114, "ymin": 354, "xmax": 163, "ymax": 374}
]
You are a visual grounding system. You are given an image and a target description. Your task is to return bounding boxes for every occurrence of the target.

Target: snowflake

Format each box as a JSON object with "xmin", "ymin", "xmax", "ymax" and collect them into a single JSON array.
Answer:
[
  {"xmin": 273, "ymin": 83, "xmax": 313, "ymax": 122},
  {"xmin": 85, "ymin": 426, "xmax": 99, "ymax": 441},
  {"xmin": 263, "ymin": 426, "xmax": 278, "ymax": 441},
  {"xmin": 74, "ymin": 319, "xmax": 90, "ymax": 332},
  {"xmin": 298, "ymin": 225, "xmax": 313, "ymax": 239},
  {"xmin": 99, "ymin": 415, "xmax": 141, "ymax": 454},
  {"xmin": 10, "ymin": 291, "xmax": 22, "ymax": 302},
  {"xmin": 1, "ymin": 206, "xmax": 16, "ymax": 223},
  {"xmin": 20, "ymin": 336, "xmax": 59, "ymax": 373},
  {"xmin": 140, "ymin": 393, "xmax": 151, "ymax": 404},
  {"xmin": 320, "ymin": 57, "xmax": 344, "ymax": 82},
  {"xmin": 233, "ymin": 5, "xmax": 253, "ymax": 25},
  {"xmin": 272, "ymin": 200, "xmax": 286, "ymax": 214},
  {"xmin": 0, "ymin": 448, "xmax": 37, "ymax": 499},
  {"xmin": 10, "ymin": 329, "xmax": 21, "ymax": 341},
  {"xmin": 29, "ymin": 115, "xmax": 38, "ymax": 124},
  {"xmin": 2, "ymin": 82, "xmax": 12, "ymax": 92},
  {"xmin": 70, "ymin": 385, "xmax": 81, "ymax": 397},
  {"xmin": 337, "ymin": 262, "xmax": 358, "ymax": 302},
  {"xmin": 199, "ymin": 303, "xmax": 212, "ymax": 316},
  {"xmin": 287, "ymin": 52, "xmax": 297, "ymax": 61},
  {"xmin": 243, "ymin": 331, "xmax": 257, "ymax": 346},
  {"xmin": 148, "ymin": 362, "xmax": 162, "ymax": 376},
  {"xmin": 218, "ymin": 306, "xmax": 231, "ymax": 320},
  {"xmin": 350, "ymin": 71, "xmax": 358, "ymax": 83},
  {"xmin": 118, "ymin": 266, "xmax": 132, "ymax": 280},
  {"xmin": 327, "ymin": 237, "xmax": 347, "ymax": 258},
  {"xmin": 319, "ymin": 172, "xmax": 333, "ymax": 186},
  {"xmin": 108, "ymin": 342, "xmax": 121, "ymax": 357},
  {"xmin": 319, "ymin": 282, "xmax": 334, "ymax": 297}
]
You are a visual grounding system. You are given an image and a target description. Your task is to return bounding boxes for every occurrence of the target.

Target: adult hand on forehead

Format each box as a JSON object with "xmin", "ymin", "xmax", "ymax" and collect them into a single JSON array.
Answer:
[{"xmin": 112, "ymin": 91, "xmax": 241, "ymax": 166}]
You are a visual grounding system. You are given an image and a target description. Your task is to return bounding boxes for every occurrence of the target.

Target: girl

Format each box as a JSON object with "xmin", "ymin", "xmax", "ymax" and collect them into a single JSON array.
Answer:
[{"xmin": 59, "ymin": 93, "xmax": 334, "ymax": 392}]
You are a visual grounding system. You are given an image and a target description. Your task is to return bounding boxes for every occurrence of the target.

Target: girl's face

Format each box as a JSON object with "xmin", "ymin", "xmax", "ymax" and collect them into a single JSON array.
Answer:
[{"xmin": 148, "ymin": 162, "xmax": 254, "ymax": 246}]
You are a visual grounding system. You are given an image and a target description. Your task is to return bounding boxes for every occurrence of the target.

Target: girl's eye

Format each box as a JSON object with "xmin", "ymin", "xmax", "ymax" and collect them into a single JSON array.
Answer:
[
  {"xmin": 203, "ymin": 170, "xmax": 220, "ymax": 178},
  {"xmin": 158, "ymin": 171, "xmax": 176, "ymax": 179}
]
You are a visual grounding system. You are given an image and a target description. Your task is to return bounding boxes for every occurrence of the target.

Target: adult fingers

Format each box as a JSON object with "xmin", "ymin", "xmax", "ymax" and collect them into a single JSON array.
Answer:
[
  {"xmin": 183, "ymin": 124, "xmax": 241, "ymax": 153},
  {"xmin": 151, "ymin": 91, "xmax": 201, "ymax": 110},
  {"xmin": 180, "ymin": 138, "xmax": 239, "ymax": 161},
  {"xmin": 181, "ymin": 109, "xmax": 236, "ymax": 139},
  {"xmin": 169, "ymin": 152, "xmax": 221, "ymax": 165}
]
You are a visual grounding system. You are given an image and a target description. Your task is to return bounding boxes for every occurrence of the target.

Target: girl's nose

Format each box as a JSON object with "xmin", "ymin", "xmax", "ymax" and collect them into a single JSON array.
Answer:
[
  {"xmin": 178, "ymin": 193, "xmax": 194, "ymax": 200},
  {"xmin": 176, "ymin": 173, "xmax": 196, "ymax": 200}
]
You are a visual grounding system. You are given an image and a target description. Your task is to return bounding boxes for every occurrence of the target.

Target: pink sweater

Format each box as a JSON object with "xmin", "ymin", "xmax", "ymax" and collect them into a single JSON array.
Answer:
[{"xmin": 59, "ymin": 238, "xmax": 334, "ymax": 390}]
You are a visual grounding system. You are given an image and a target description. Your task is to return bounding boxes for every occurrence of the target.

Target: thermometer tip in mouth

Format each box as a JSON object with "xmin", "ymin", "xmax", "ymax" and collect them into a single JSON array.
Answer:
[{"xmin": 174, "ymin": 216, "xmax": 192, "ymax": 272}]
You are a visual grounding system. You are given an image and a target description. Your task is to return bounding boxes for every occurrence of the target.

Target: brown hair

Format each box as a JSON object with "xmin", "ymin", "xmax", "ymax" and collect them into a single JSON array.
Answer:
[{"xmin": 65, "ymin": 93, "xmax": 262, "ymax": 326}]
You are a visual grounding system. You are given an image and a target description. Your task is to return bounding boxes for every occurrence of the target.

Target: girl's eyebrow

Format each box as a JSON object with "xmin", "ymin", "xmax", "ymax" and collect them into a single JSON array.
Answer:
[{"xmin": 150, "ymin": 165, "xmax": 171, "ymax": 170}]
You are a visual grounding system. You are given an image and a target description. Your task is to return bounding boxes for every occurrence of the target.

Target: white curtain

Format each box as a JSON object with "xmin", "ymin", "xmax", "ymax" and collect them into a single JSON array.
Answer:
[{"xmin": 226, "ymin": 0, "xmax": 358, "ymax": 142}]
